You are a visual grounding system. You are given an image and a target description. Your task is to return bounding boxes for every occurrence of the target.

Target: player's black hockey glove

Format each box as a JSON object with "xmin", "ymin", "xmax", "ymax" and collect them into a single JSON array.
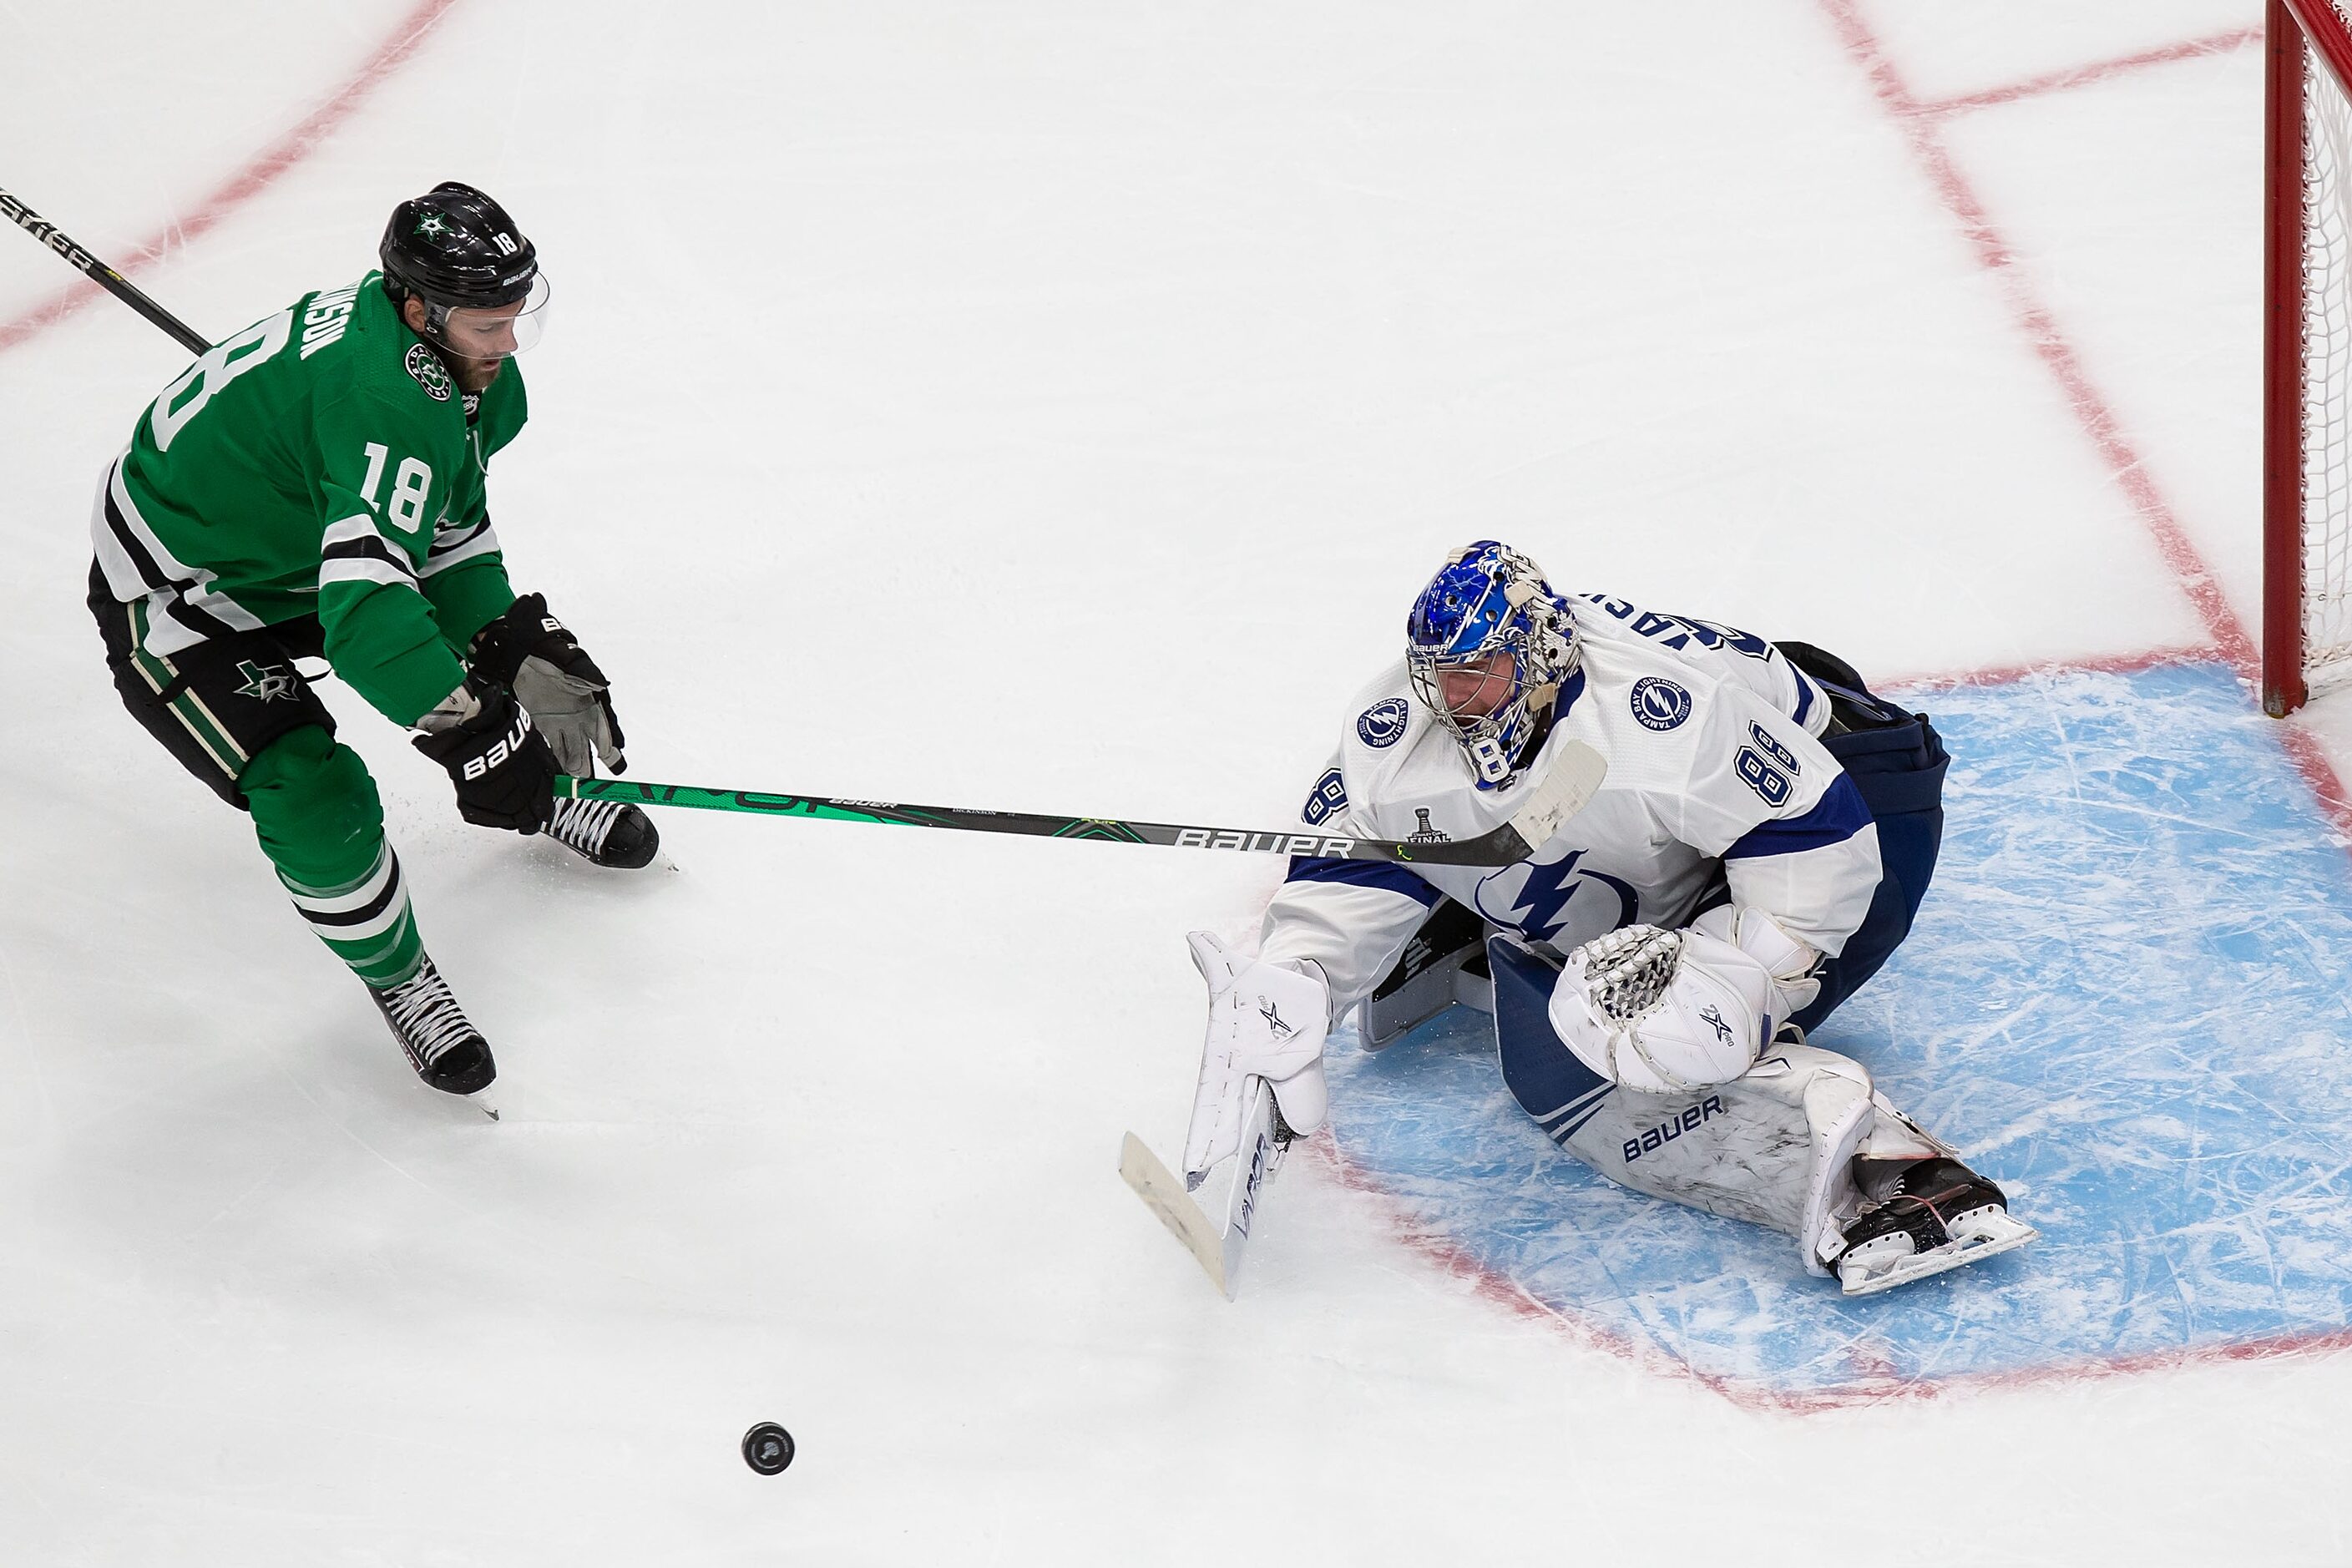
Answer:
[
  {"xmin": 412, "ymin": 682, "xmax": 559, "ymax": 834},
  {"xmin": 468, "ymin": 592, "xmax": 628, "ymax": 777}
]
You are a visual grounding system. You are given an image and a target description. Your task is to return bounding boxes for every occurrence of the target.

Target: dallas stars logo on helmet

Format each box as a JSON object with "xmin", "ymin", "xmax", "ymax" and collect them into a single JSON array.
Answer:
[
  {"xmin": 414, "ymin": 213, "xmax": 450, "ymax": 239},
  {"xmin": 234, "ymin": 660, "xmax": 297, "ymax": 704}
]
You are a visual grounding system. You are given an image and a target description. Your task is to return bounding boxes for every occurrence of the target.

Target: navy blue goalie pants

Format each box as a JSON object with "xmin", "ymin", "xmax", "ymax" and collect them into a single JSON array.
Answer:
[{"xmin": 1773, "ymin": 645, "xmax": 1950, "ymax": 1034}]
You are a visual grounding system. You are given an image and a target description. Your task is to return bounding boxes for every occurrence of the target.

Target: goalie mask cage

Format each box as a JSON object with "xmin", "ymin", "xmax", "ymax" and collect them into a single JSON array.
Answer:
[{"xmin": 2267, "ymin": 0, "xmax": 2352, "ymax": 714}]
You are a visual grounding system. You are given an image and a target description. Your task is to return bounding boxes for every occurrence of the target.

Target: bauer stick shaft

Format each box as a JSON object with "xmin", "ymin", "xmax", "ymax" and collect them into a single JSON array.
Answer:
[
  {"xmin": 557, "ymin": 741, "xmax": 1604, "ymax": 869},
  {"xmin": 3, "ymin": 185, "xmax": 210, "ymax": 355}
]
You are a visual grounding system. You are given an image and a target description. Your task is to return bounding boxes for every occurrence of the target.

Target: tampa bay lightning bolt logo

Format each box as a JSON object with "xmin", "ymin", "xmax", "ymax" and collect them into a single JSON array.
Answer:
[
  {"xmin": 1357, "ymin": 697, "xmax": 1410, "ymax": 748},
  {"xmin": 1629, "ymin": 676, "xmax": 1692, "ymax": 731},
  {"xmin": 1474, "ymin": 849, "xmax": 1639, "ymax": 944}
]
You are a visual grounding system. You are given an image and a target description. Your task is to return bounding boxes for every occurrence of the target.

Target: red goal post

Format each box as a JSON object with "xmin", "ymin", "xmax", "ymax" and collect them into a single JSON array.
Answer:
[{"xmin": 2267, "ymin": 0, "xmax": 2352, "ymax": 714}]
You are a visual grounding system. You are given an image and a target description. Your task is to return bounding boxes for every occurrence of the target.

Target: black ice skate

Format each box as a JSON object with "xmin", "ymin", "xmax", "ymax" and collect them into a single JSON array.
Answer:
[
  {"xmin": 544, "ymin": 797, "xmax": 660, "ymax": 868},
  {"xmin": 367, "ymin": 958, "xmax": 498, "ymax": 1097},
  {"xmin": 1828, "ymin": 1157, "xmax": 2036, "ymax": 1296}
]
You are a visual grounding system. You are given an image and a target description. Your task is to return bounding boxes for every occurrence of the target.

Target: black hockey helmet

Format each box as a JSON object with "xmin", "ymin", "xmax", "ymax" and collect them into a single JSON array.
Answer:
[{"xmin": 379, "ymin": 181, "xmax": 549, "ymax": 357}]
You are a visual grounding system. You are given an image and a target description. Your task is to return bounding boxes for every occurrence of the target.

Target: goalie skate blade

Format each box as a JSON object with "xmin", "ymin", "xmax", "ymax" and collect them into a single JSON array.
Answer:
[
  {"xmin": 1120, "ymin": 1133, "xmax": 1232, "ymax": 1297},
  {"xmin": 1838, "ymin": 1211, "xmax": 2037, "ymax": 1297}
]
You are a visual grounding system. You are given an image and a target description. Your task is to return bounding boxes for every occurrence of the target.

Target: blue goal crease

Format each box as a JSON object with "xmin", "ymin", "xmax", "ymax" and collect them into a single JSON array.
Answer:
[{"xmin": 1323, "ymin": 660, "xmax": 2352, "ymax": 1398}]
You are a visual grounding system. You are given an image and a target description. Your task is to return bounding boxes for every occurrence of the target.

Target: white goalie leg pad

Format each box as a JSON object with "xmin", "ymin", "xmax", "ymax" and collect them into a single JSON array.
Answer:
[
  {"xmin": 1787, "ymin": 1057, "xmax": 1874, "ymax": 1277},
  {"xmin": 1546, "ymin": 1039, "xmax": 1912, "ymax": 1276}
]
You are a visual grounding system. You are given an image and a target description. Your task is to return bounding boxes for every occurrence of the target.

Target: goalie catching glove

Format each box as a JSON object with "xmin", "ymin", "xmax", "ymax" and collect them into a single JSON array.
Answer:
[
  {"xmin": 1180, "ymin": 931, "xmax": 1330, "ymax": 1189},
  {"xmin": 1546, "ymin": 905, "xmax": 1827, "ymax": 1095},
  {"xmin": 1548, "ymin": 921, "xmax": 1776, "ymax": 1094},
  {"xmin": 1687, "ymin": 903, "xmax": 1824, "ymax": 1022},
  {"xmin": 468, "ymin": 592, "xmax": 629, "ymax": 777}
]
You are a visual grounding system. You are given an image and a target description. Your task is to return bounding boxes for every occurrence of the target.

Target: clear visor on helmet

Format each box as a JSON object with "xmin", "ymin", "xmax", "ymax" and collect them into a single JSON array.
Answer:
[
  {"xmin": 1409, "ymin": 647, "xmax": 1520, "ymax": 736},
  {"xmin": 422, "ymin": 272, "xmax": 550, "ymax": 361}
]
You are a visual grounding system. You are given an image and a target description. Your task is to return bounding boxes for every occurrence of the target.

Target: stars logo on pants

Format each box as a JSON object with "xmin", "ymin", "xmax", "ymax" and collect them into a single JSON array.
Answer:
[{"xmin": 234, "ymin": 660, "xmax": 297, "ymax": 704}]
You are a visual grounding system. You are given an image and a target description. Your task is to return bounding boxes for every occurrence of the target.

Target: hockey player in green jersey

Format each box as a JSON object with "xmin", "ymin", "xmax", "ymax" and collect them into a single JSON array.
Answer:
[{"xmin": 85, "ymin": 181, "xmax": 656, "ymax": 1102}]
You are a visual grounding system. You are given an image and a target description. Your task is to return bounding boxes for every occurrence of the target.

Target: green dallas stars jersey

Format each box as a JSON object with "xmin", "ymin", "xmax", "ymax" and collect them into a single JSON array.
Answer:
[{"xmin": 92, "ymin": 270, "xmax": 526, "ymax": 727}]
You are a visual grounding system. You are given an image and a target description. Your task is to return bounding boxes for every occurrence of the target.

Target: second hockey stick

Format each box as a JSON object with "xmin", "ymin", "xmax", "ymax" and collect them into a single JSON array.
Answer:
[
  {"xmin": 3, "ymin": 185, "xmax": 211, "ymax": 355},
  {"xmin": 557, "ymin": 740, "xmax": 1603, "ymax": 869}
]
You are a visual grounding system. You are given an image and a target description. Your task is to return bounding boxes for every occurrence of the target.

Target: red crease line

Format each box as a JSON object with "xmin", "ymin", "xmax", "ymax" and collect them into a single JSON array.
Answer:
[
  {"xmin": 1816, "ymin": 0, "xmax": 2352, "ymax": 838},
  {"xmin": 1320, "ymin": 14, "xmax": 2352, "ymax": 1405},
  {"xmin": 1874, "ymin": 642, "xmax": 2223, "ymax": 692},
  {"xmin": 1914, "ymin": 25, "xmax": 2263, "ymax": 118},
  {"xmin": 0, "ymin": 0, "xmax": 466, "ymax": 357},
  {"xmin": 1318, "ymin": 1111, "xmax": 2352, "ymax": 1414}
]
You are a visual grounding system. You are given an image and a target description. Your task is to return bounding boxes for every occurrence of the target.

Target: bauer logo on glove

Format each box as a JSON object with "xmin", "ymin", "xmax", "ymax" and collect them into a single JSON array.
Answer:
[{"xmin": 458, "ymin": 706, "xmax": 535, "ymax": 781}]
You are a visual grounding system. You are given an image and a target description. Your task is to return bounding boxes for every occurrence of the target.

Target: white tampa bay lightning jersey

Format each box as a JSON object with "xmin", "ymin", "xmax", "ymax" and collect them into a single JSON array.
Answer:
[
  {"xmin": 1569, "ymin": 593, "xmax": 1833, "ymax": 740},
  {"xmin": 1259, "ymin": 615, "xmax": 1879, "ymax": 1018}
]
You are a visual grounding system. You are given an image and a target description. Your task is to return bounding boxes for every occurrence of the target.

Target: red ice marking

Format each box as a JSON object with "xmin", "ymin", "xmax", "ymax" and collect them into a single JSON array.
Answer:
[
  {"xmin": 1270, "ymin": 18, "xmax": 2352, "ymax": 1399},
  {"xmin": 1315, "ymin": 1117, "xmax": 2352, "ymax": 1413},
  {"xmin": 0, "ymin": 0, "xmax": 466, "ymax": 357},
  {"xmin": 1873, "ymin": 642, "xmax": 2224, "ymax": 695},
  {"xmin": 1911, "ymin": 26, "xmax": 2263, "ymax": 119},
  {"xmin": 1313, "ymin": 14, "xmax": 2352, "ymax": 1403},
  {"xmin": 1818, "ymin": 0, "xmax": 2352, "ymax": 835}
]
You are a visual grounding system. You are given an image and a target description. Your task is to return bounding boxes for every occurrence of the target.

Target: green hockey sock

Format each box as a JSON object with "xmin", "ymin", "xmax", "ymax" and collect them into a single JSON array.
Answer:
[{"xmin": 241, "ymin": 727, "xmax": 424, "ymax": 989}]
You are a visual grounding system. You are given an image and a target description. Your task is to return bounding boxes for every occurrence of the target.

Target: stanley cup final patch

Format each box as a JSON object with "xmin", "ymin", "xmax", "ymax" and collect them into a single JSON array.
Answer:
[{"xmin": 405, "ymin": 342, "xmax": 453, "ymax": 402}]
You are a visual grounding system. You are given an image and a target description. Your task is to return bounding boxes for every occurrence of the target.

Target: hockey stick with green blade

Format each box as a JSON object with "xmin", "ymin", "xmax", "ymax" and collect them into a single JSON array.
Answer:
[{"xmin": 556, "ymin": 739, "xmax": 1603, "ymax": 869}]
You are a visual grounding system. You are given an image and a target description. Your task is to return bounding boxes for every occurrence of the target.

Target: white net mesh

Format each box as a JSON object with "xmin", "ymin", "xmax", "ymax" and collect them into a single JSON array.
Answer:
[{"xmin": 2304, "ymin": 13, "xmax": 2352, "ymax": 683}]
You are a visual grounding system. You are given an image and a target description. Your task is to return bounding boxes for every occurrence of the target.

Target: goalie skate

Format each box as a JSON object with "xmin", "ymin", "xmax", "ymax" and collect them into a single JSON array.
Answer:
[{"xmin": 1829, "ymin": 1158, "xmax": 2036, "ymax": 1296}]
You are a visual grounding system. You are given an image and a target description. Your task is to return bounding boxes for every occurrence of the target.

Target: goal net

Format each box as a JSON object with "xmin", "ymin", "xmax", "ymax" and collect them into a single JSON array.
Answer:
[{"xmin": 2269, "ymin": 0, "xmax": 2352, "ymax": 713}]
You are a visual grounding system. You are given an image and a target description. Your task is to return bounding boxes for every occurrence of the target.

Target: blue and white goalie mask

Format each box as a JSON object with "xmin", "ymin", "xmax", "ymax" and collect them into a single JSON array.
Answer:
[{"xmin": 1404, "ymin": 541, "xmax": 1581, "ymax": 786}]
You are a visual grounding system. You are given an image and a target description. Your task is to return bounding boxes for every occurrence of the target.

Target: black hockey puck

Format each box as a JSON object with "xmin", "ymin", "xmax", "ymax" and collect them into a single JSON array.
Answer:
[{"xmin": 741, "ymin": 1422, "xmax": 795, "ymax": 1474}]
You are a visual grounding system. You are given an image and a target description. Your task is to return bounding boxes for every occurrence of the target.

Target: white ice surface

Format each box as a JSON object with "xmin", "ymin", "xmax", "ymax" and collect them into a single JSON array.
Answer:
[{"xmin": 4, "ymin": 3, "xmax": 2349, "ymax": 1564}]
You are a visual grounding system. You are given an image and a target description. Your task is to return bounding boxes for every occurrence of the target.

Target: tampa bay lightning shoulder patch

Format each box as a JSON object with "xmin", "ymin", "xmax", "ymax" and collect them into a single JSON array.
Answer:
[
  {"xmin": 1357, "ymin": 697, "xmax": 1410, "ymax": 748},
  {"xmin": 1630, "ymin": 676, "xmax": 1692, "ymax": 731}
]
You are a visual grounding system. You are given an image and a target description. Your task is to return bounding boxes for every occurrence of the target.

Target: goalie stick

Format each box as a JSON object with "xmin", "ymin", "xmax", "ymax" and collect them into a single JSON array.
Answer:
[
  {"xmin": 6, "ymin": 185, "xmax": 1609, "ymax": 871},
  {"xmin": 1119, "ymin": 1079, "xmax": 1287, "ymax": 1300},
  {"xmin": 5, "ymin": 183, "xmax": 1607, "ymax": 871},
  {"xmin": 3, "ymin": 185, "xmax": 211, "ymax": 355},
  {"xmin": 558, "ymin": 741, "xmax": 1603, "ymax": 869}
]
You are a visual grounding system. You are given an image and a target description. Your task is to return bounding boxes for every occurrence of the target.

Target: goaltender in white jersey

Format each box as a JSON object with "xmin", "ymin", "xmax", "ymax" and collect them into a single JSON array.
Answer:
[{"xmin": 1176, "ymin": 541, "xmax": 2034, "ymax": 1296}]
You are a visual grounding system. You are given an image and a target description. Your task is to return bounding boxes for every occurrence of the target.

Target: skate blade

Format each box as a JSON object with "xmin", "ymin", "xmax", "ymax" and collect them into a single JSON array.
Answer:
[
  {"xmin": 1839, "ymin": 1211, "xmax": 2036, "ymax": 1297},
  {"xmin": 427, "ymin": 1086, "xmax": 501, "ymax": 1121}
]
